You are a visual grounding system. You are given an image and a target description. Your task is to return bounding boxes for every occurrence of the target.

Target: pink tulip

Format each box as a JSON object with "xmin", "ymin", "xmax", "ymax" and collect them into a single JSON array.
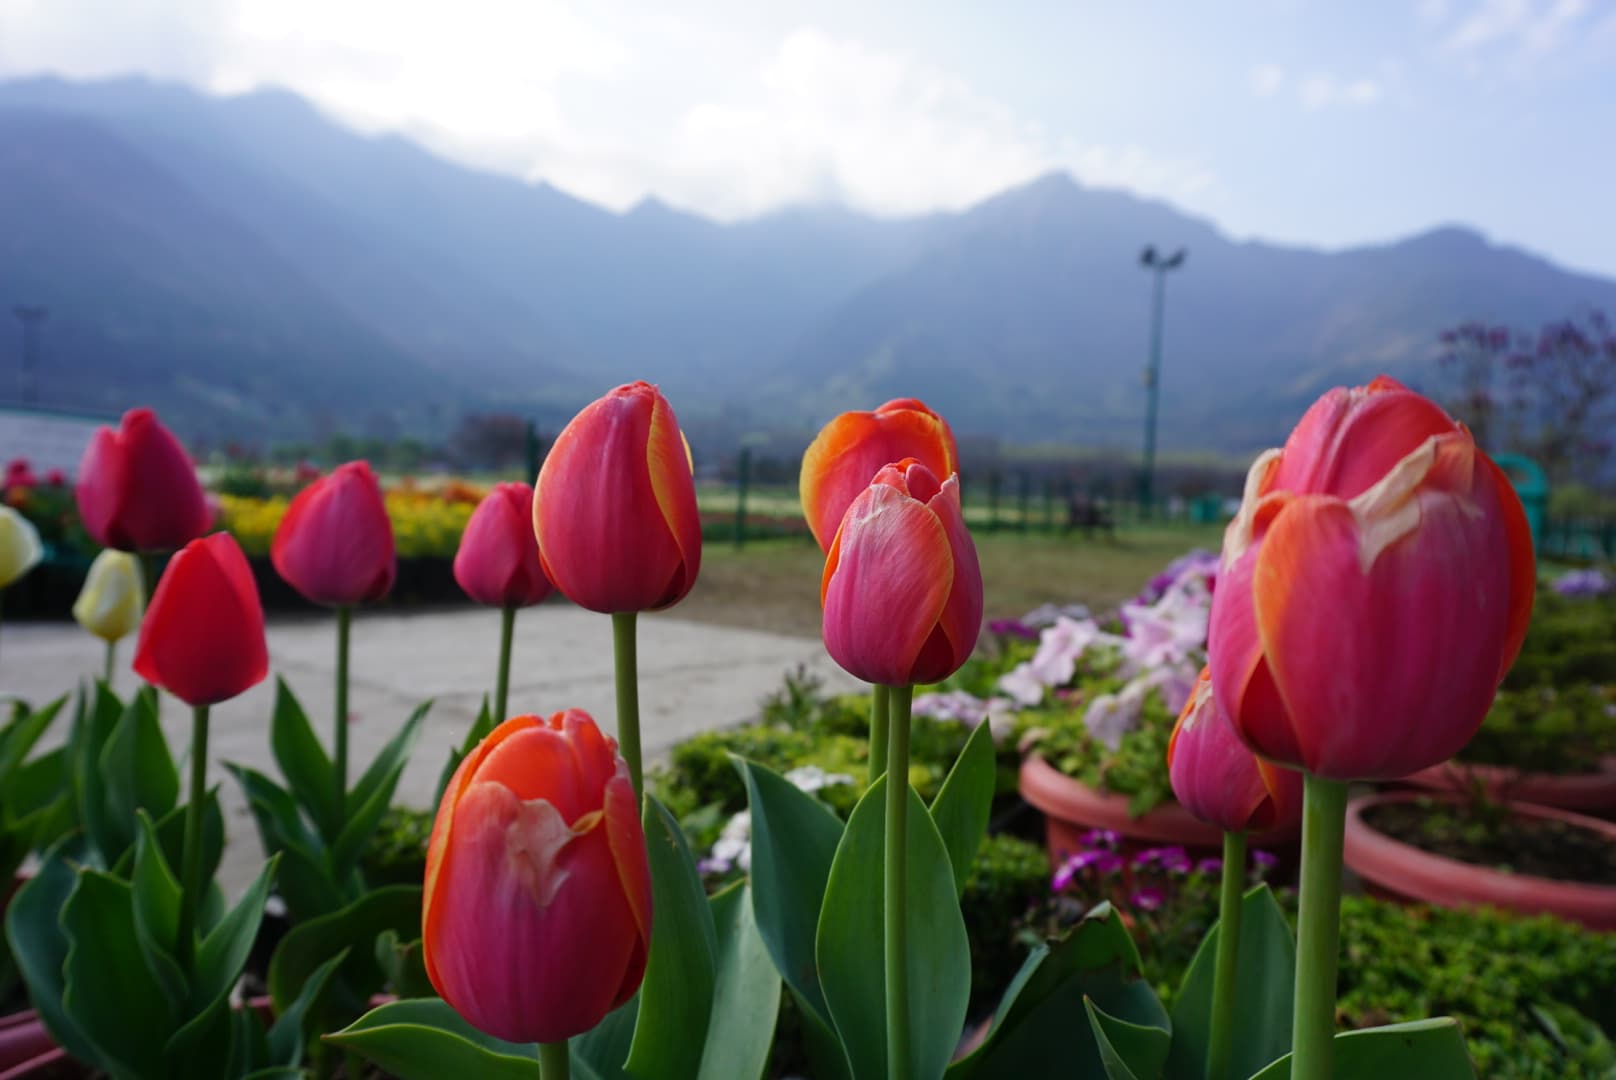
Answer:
[
  {"xmin": 271, "ymin": 461, "xmax": 396, "ymax": 606},
  {"xmin": 1168, "ymin": 667, "xmax": 1301, "ymax": 833},
  {"xmin": 454, "ymin": 483, "xmax": 553, "ymax": 608},
  {"xmin": 822, "ymin": 458, "xmax": 982, "ymax": 686},
  {"xmin": 1208, "ymin": 376, "xmax": 1536, "ymax": 780},
  {"xmin": 75, "ymin": 408, "xmax": 210, "ymax": 552}
]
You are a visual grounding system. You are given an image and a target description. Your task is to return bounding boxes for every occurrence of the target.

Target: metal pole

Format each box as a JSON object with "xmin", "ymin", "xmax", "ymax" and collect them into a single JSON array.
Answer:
[{"xmin": 1140, "ymin": 267, "xmax": 1165, "ymax": 515}]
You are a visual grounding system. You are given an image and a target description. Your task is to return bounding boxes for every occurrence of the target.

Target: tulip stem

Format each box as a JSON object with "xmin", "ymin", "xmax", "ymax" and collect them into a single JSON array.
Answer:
[
  {"xmin": 884, "ymin": 684, "xmax": 914, "ymax": 1080},
  {"xmin": 176, "ymin": 704, "xmax": 209, "ymax": 972},
  {"xmin": 1207, "ymin": 830, "xmax": 1247, "ymax": 1080},
  {"xmin": 538, "ymin": 1041, "xmax": 569, "ymax": 1080},
  {"xmin": 1292, "ymin": 775, "xmax": 1348, "ymax": 1080},
  {"xmin": 867, "ymin": 684, "xmax": 890, "ymax": 784},
  {"xmin": 611, "ymin": 611, "xmax": 643, "ymax": 799},
  {"xmin": 334, "ymin": 605, "xmax": 352, "ymax": 824},
  {"xmin": 495, "ymin": 603, "xmax": 516, "ymax": 722},
  {"xmin": 104, "ymin": 640, "xmax": 116, "ymax": 686}
]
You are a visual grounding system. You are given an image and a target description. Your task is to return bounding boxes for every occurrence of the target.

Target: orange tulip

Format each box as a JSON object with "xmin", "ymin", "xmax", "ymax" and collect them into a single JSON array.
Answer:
[
  {"xmin": 423, "ymin": 710, "xmax": 652, "ymax": 1043},
  {"xmin": 534, "ymin": 382, "xmax": 701, "ymax": 613},
  {"xmin": 1208, "ymin": 376, "xmax": 1535, "ymax": 780},
  {"xmin": 821, "ymin": 458, "xmax": 982, "ymax": 686},
  {"xmin": 1168, "ymin": 667, "xmax": 1301, "ymax": 833},
  {"xmin": 800, "ymin": 398, "xmax": 958, "ymax": 551}
]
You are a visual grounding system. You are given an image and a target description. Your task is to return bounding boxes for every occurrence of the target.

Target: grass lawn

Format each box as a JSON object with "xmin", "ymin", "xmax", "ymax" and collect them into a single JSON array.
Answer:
[{"xmin": 659, "ymin": 524, "xmax": 1226, "ymax": 638}]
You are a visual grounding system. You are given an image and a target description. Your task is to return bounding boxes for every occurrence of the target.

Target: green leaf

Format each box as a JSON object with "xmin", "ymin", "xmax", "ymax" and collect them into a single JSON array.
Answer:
[
  {"xmin": 697, "ymin": 882, "xmax": 782, "ymax": 1080},
  {"xmin": 194, "ymin": 855, "xmax": 279, "ymax": 1009},
  {"xmin": 228, "ymin": 763, "xmax": 344, "ymax": 921},
  {"xmin": 347, "ymin": 699, "xmax": 431, "ymax": 818},
  {"xmin": 1246, "ymin": 1018, "xmax": 1476, "ymax": 1079},
  {"xmin": 267, "ymin": 950, "xmax": 349, "ymax": 1067},
  {"xmin": 0, "ymin": 695, "xmax": 64, "ymax": 779},
  {"xmin": 131, "ymin": 812, "xmax": 188, "ymax": 1008},
  {"xmin": 1085, "ymin": 997, "xmax": 1171, "ymax": 1080},
  {"xmin": 1166, "ymin": 882, "xmax": 1295, "ymax": 1080},
  {"xmin": 927, "ymin": 718, "xmax": 995, "ymax": 897},
  {"xmin": 98, "ymin": 689, "xmax": 180, "ymax": 857},
  {"xmin": 270, "ymin": 678, "xmax": 341, "ymax": 844},
  {"xmin": 61, "ymin": 869, "xmax": 177, "ymax": 1078},
  {"xmin": 75, "ymin": 683, "xmax": 128, "ymax": 862},
  {"xmin": 374, "ymin": 929, "xmax": 435, "ymax": 1000},
  {"xmin": 326, "ymin": 998, "xmax": 540, "ymax": 1080},
  {"xmin": 435, "ymin": 697, "xmax": 496, "ymax": 806},
  {"xmin": 3, "ymin": 843, "xmax": 102, "ymax": 1067},
  {"xmin": 736, "ymin": 756, "xmax": 845, "ymax": 1024},
  {"xmin": 165, "ymin": 994, "xmax": 236, "ymax": 1080},
  {"xmin": 572, "ymin": 998, "xmax": 638, "ymax": 1080},
  {"xmin": 948, "ymin": 905, "xmax": 1166, "ymax": 1080},
  {"xmin": 816, "ymin": 776, "xmax": 970, "ymax": 1080},
  {"xmin": 268, "ymin": 883, "xmax": 424, "ymax": 1016},
  {"xmin": 625, "ymin": 795, "xmax": 718, "ymax": 1080},
  {"xmin": 144, "ymin": 787, "xmax": 225, "ymax": 895}
]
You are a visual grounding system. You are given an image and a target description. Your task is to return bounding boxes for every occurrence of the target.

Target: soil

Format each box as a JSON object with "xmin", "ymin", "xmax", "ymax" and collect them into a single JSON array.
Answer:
[{"xmin": 1365, "ymin": 800, "xmax": 1616, "ymax": 885}]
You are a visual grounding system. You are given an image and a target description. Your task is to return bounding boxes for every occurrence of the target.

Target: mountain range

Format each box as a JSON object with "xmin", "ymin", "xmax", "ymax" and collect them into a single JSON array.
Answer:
[{"xmin": 3, "ymin": 74, "xmax": 1614, "ymax": 456}]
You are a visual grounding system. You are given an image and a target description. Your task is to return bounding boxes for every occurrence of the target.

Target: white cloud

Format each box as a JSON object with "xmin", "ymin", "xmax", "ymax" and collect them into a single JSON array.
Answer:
[
  {"xmin": 1443, "ymin": 0, "xmax": 1590, "ymax": 55},
  {"xmin": 1248, "ymin": 63, "xmax": 1286, "ymax": 96},
  {"xmin": 1298, "ymin": 72, "xmax": 1383, "ymax": 108}
]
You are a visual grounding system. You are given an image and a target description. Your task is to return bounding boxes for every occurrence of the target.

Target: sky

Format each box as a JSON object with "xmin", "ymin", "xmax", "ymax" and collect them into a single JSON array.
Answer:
[{"xmin": 2, "ymin": 0, "xmax": 1614, "ymax": 275}]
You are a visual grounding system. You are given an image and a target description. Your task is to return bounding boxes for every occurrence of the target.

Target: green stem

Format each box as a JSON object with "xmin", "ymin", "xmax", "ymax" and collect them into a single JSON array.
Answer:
[
  {"xmin": 1207, "ymin": 830, "xmax": 1247, "ymax": 1080},
  {"xmin": 611, "ymin": 612, "xmax": 643, "ymax": 799},
  {"xmin": 1292, "ymin": 776, "xmax": 1349, "ymax": 1080},
  {"xmin": 176, "ymin": 704, "xmax": 210, "ymax": 972},
  {"xmin": 104, "ymin": 639, "xmax": 116, "ymax": 685},
  {"xmin": 884, "ymin": 684, "xmax": 914, "ymax": 1080},
  {"xmin": 494, "ymin": 604, "xmax": 516, "ymax": 722},
  {"xmin": 867, "ymin": 684, "xmax": 890, "ymax": 784},
  {"xmin": 334, "ymin": 605, "xmax": 352, "ymax": 824},
  {"xmin": 538, "ymin": 1041, "xmax": 569, "ymax": 1080}
]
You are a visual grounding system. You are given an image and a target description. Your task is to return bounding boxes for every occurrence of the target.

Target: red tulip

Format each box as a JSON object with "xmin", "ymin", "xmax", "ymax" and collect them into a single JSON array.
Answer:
[
  {"xmin": 423, "ymin": 710, "xmax": 652, "ymax": 1044},
  {"xmin": 454, "ymin": 483, "xmax": 553, "ymax": 608},
  {"xmin": 1168, "ymin": 667, "xmax": 1301, "ymax": 833},
  {"xmin": 821, "ymin": 458, "xmax": 982, "ymax": 686},
  {"xmin": 75, "ymin": 408, "xmax": 210, "ymax": 552},
  {"xmin": 271, "ymin": 461, "xmax": 396, "ymax": 606},
  {"xmin": 1208, "ymin": 376, "xmax": 1535, "ymax": 780},
  {"xmin": 133, "ymin": 533, "xmax": 268, "ymax": 706},
  {"xmin": 800, "ymin": 398, "xmax": 959, "ymax": 551},
  {"xmin": 533, "ymin": 382, "xmax": 701, "ymax": 613}
]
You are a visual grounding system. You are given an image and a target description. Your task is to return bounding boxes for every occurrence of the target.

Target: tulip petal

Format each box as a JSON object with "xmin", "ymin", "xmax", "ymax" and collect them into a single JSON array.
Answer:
[
  {"xmin": 916, "ymin": 476, "xmax": 982, "ymax": 684},
  {"xmin": 132, "ymin": 533, "xmax": 267, "ymax": 706},
  {"xmin": 1270, "ymin": 380, "xmax": 1456, "ymax": 500},
  {"xmin": 645, "ymin": 391, "xmax": 702, "ymax": 609},
  {"xmin": 272, "ymin": 462, "xmax": 396, "ymax": 606},
  {"xmin": 821, "ymin": 484, "xmax": 954, "ymax": 686},
  {"xmin": 1167, "ymin": 673, "xmax": 1272, "ymax": 833},
  {"xmin": 799, "ymin": 403, "xmax": 956, "ymax": 551},
  {"xmin": 602, "ymin": 767, "xmax": 652, "ymax": 1004},
  {"xmin": 1481, "ymin": 454, "xmax": 1536, "ymax": 678}
]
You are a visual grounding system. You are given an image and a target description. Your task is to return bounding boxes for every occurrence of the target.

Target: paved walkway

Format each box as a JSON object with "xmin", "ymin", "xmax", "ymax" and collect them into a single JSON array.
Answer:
[{"xmin": 3, "ymin": 606, "xmax": 856, "ymax": 895}]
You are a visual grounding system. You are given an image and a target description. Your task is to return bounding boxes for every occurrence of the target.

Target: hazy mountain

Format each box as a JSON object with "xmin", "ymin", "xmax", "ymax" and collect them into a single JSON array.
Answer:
[{"xmin": 3, "ymin": 75, "xmax": 1613, "ymax": 452}]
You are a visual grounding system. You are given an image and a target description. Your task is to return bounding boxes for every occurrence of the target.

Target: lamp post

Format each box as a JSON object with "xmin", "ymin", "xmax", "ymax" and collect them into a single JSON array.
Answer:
[
  {"xmin": 12, "ymin": 305, "xmax": 47, "ymax": 404},
  {"xmin": 1137, "ymin": 246, "xmax": 1185, "ymax": 516}
]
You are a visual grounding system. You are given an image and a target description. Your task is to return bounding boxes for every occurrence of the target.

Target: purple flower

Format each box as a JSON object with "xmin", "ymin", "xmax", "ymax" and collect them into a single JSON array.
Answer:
[
  {"xmin": 1553, "ymin": 569, "xmax": 1612, "ymax": 598},
  {"xmin": 1195, "ymin": 857, "xmax": 1223, "ymax": 876},
  {"xmin": 1081, "ymin": 828, "xmax": 1120, "ymax": 850},
  {"xmin": 1131, "ymin": 888, "xmax": 1165, "ymax": 912},
  {"xmin": 989, "ymin": 618, "xmax": 1040, "ymax": 641},
  {"xmin": 1052, "ymin": 864, "xmax": 1077, "ymax": 893},
  {"xmin": 1251, "ymin": 849, "xmax": 1279, "ymax": 876}
]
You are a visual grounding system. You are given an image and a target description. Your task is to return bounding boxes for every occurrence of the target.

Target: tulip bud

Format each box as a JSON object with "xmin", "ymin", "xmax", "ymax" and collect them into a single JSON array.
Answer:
[
  {"xmin": 800, "ymin": 398, "xmax": 959, "ymax": 551},
  {"xmin": 1208, "ymin": 376, "xmax": 1536, "ymax": 780},
  {"xmin": 423, "ymin": 710, "xmax": 652, "ymax": 1044},
  {"xmin": 453, "ymin": 483, "xmax": 553, "ymax": 608},
  {"xmin": 73, "ymin": 549, "xmax": 145, "ymax": 643},
  {"xmin": 0, "ymin": 506, "xmax": 43, "ymax": 588},
  {"xmin": 1168, "ymin": 667, "xmax": 1301, "ymax": 833},
  {"xmin": 822, "ymin": 458, "xmax": 982, "ymax": 686},
  {"xmin": 271, "ymin": 461, "xmax": 396, "ymax": 606},
  {"xmin": 533, "ymin": 382, "xmax": 701, "ymax": 613},
  {"xmin": 74, "ymin": 408, "xmax": 210, "ymax": 552},
  {"xmin": 133, "ymin": 533, "xmax": 268, "ymax": 706}
]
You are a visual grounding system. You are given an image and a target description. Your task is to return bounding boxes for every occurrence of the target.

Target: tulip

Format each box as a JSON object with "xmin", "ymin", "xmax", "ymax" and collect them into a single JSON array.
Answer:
[
  {"xmin": 133, "ymin": 532, "xmax": 268, "ymax": 707},
  {"xmin": 455, "ymin": 483, "xmax": 553, "ymax": 723},
  {"xmin": 821, "ymin": 458, "xmax": 982, "ymax": 688},
  {"xmin": 800, "ymin": 398, "xmax": 959, "ymax": 552},
  {"xmin": 1208, "ymin": 375, "xmax": 1535, "ymax": 782},
  {"xmin": 271, "ymin": 460, "xmax": 396, "ymax": 607},
  {"xmin": 1168, "ymin": 667, "xmax": 1300, "ymax": 835},
  {"xmin": 533, "ymin": 381, "xmax": 701, "ymax": 615},
  {"xmin": 75, "ymin": 408, "xmax": 210, "ymax": 553},
  {"xmin": 423, "ymin": 710, "xmax": 651, "ymax": 1046},
  {"xmin": 0, "ymin": 506, "xmax": 42, "ymax": 589},
  {"xmin": 74, "ymin": 549, "xmax": 145, "ymax": 682}
]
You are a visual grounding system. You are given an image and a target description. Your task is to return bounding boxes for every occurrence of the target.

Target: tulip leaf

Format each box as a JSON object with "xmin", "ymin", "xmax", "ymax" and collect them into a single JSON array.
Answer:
[
  {"xmin": 3, "ymin": 841, "xmax": 102, "ymax": 1067},
  {"xmin": 816, "ymin": 775, "xmax": 970, "ymax": 1080},
  {"xmin": 1085, "ymin": 997, "xmax": 1171, "ymax": 1080},
  {"xmin": 270, "ymin": 678, "xmax": 340, "ymax": 843},
  {"xmin": 1165, "ymin": 882, "xmax": 1295, "ymax": 1080},
  {"xmin": 947, "ymin": 904, "xmax": 1166, "ymax": 1080},
  {"xmin": 626, "ymin": 795, "xmax": 718, "ymax": 1080},
  {"xmin": 195, "ymin": 855, "xmax": 279, "ymax": 1010},
  {"xmin": 1246, "ymin": 1018, "xmax": 1476, "ymax": 1079},
  {"xmin": 347, "ymin": 698, "xmax": 432, "ymax": 819},
  {"xmin": 326, "ymin": 998, "xmax": 541, "ymax": 1080},
  {"xmin": 61, "ymin": 868, "xmax": 177, "ymax": 1078},
  {"xmin": 165, "ymin": 993, "xmax": 237, "ymax": 1080},
  {"xmin": 73, "ymin": 682, "xmax": 125, "ymax": 864},
  {"xmin": 267, "ymin": 950, "xmax": 348, "ymax": 1067},
  {"xmin": 142, "ymin": 787, "xmax": 226, "ymax": 901},
  {"xmin": 131, "ymin": 811, "xmax": 188, "ymax": 1008},
  {"xmin": 927, "ymin": 717, "xmax": 996, "ymax": 897},
  {"xmin": 697, "ymin": 882, "xmax": 782, "ymax": 1080},
  {"xmin": 573, "ymin": 997, "xmax": 639, "ymax": 1080},
  {"xmin": 228, "ymin": 763, "xmax": 344, "ymax": 922},
  {"xmin": 435, "ymin": 696, "xmax": 496, "ymax": 807},
  {"xmin": 736, "ymin": 756, "xmax": 845, "ymax": 1026},
  {"xmin": 268, "ymin": 883, "xmax": 424, "ymax": 1018},
  {"xmin": 0, "ymin": 694, "xmax": 64, "ymax": 779},
  {"xmin": 97, "ymin": 688, "xmax": 179, "ymax": 859}
]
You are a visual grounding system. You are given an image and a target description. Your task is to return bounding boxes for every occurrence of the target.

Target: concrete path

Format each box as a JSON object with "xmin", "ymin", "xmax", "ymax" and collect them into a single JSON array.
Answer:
[{"xmin": 3, "ymin": 606, "xmax": 857, "ymax": 895}]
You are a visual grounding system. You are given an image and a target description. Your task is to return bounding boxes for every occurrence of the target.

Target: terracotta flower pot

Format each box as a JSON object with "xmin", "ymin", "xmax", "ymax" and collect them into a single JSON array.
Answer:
[
  {"xmin": 1401, "ymin": 756, "xmax": 1616, "ymax": 816},
  {"xmin": 1343, "ymin": 790, "xmax": 1616, "ymax": 931},
  {"xmin": 1018, "ymin": 754, "xmax": 1299, "ymax": 863}
]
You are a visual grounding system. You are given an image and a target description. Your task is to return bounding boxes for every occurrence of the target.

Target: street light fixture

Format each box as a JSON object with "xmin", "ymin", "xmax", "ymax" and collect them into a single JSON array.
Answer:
[{"xmin": 1137, "ymin": 246, "xmax": 1186, "ymax": 515}]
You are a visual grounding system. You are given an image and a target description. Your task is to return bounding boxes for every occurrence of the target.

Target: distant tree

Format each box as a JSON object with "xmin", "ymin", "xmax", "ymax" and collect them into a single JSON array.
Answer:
[
  {"xmin": 1437, "ymin": 321, "xmax": 1516, "ymax": 449},
  {"xmin": 448, "ymin": 412, "xmax": 532, "ymax": 472}
]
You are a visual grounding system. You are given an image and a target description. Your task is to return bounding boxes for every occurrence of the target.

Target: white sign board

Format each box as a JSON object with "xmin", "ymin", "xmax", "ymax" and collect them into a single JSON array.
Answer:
[{"xmin": 0, "ymin": 406, "xmax": 109, "ymax": 478}]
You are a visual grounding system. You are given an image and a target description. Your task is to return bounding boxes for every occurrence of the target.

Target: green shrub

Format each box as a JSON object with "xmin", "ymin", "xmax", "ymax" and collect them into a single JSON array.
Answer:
[
  {"xmin": 360, "ymin": 806, "xmax": 434, "ymax": 887},
  {"xmin": 961, "ymin": 833, "xmax": 1053, "ymax": 1016}
]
